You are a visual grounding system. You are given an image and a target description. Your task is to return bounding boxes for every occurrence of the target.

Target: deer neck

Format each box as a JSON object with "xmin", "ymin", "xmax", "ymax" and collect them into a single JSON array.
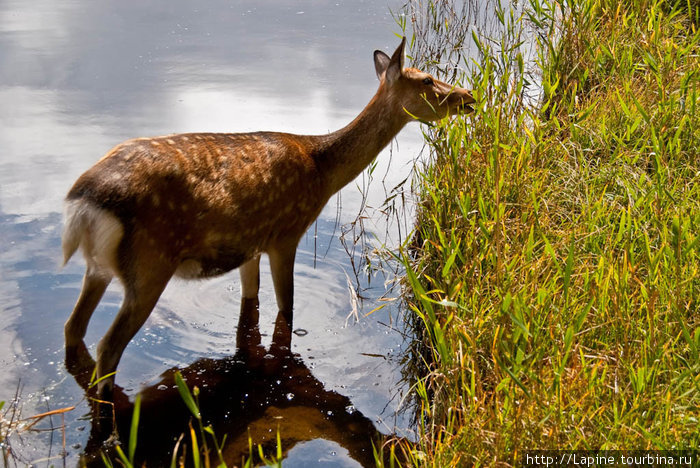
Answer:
[{"xmin": 312, "ymin": 84, "xmax": 410, "ymax": 196}]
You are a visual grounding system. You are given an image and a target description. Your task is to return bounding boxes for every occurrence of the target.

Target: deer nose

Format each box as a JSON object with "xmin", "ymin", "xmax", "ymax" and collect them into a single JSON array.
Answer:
[
  {"xmin": 458, "ymin": 90, "xmax": 476, "ymax": 112},
  {"xmin": 462, "ymin": 90, "xmax": 476, "ymax": 104}
]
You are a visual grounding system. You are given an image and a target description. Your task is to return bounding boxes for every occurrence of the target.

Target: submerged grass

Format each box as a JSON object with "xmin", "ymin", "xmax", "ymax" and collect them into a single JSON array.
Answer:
[{"xmin": 397, "ymin": 0, "xmax": 699, "ymax": 464}]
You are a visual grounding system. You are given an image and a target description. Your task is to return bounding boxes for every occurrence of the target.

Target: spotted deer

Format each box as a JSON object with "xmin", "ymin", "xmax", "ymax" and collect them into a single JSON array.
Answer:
[{"xmin": 62, "ymin": 37, "xmax": 476, "ymax": 399}]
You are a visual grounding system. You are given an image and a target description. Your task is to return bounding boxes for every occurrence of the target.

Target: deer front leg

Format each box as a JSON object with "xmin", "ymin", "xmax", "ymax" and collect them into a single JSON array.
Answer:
[
  {"xmin": 239, "ymin": 254, "xmax": 261, "ymax": 299},
  {"xmin": 237, "ymin": 256, "xmax": 263, "ymax": 355},
  {"xmin": 268, "ymin": 243, "xmax": 297, "ymax": 351}
]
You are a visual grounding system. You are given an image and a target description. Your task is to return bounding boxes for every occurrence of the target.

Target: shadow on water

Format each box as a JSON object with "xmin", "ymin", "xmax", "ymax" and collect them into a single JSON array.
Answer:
[{"xmin": 67, "ymin": 298, "xmax": 402, "ymax": 467}]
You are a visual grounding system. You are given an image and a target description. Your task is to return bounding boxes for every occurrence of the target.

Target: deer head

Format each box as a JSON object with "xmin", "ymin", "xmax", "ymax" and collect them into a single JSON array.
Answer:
[{"xmin": 373, "ymin": 37, "xmax": 476, "ymax": 122}]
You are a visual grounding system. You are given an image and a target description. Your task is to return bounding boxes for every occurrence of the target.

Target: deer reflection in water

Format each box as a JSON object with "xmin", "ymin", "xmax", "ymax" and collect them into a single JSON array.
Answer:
[{"xmin": 66, "ymin": 298, "xmax": 403, "ymax": 467}]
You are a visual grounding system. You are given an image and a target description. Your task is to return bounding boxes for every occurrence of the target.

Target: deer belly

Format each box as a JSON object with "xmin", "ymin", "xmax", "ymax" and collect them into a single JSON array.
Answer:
[{"xmin": 175, "ymin": 249, "xmax": 247, "ymax": 279}]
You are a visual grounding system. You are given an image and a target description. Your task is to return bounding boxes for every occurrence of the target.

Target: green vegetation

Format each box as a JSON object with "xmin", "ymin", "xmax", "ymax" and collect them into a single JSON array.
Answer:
[{"xmin": 396, "ymin": 0, "xmax": 699, "ymax": 464}]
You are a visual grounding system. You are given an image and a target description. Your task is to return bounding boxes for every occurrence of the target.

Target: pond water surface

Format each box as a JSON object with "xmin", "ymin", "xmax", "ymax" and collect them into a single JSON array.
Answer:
[{"xmin": 0, "ymin": 1, "xmax": 427, "ymax": 466}]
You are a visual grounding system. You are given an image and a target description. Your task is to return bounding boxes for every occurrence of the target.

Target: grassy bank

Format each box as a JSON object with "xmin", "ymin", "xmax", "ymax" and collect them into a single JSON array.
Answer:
[{"xmin": 397, "ymin": 0, "xmax": 699, "ymax": 465}]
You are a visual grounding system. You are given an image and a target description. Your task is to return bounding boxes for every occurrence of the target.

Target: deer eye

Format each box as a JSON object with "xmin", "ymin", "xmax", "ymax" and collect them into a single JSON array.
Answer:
[{"xmin": 422, "ymin": 77, "xmax": 434, "ymax": 86}]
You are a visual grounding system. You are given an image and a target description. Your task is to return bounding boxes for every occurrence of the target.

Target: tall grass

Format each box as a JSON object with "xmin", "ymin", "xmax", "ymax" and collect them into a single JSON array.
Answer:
[{"xmin": 397, "ymin": 0, "xmax": 699, "ymax": 464}]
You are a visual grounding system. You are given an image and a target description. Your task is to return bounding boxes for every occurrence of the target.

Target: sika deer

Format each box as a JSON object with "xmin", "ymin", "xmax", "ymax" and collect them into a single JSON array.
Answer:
[{"xmin": 62, "ymin": 37, "xmax": 475, "ymax": 399}]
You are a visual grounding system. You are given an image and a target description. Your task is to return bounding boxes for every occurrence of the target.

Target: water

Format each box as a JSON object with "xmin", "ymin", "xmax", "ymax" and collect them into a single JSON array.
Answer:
[{"xmin": 0, "ymin": 1, "xmax": 426, "ymax": 466}]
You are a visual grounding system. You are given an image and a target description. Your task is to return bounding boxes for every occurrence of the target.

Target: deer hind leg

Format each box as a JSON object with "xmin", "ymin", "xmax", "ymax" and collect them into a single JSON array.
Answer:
[
  {"xmin": 65, "ymin": 265, "xmax": 112, "ymax": 348},
  {"xmin": 64, "ymin": 203, "xmax": 122, "ymax": 370},
  {"xmin": 64, "ymin": 264, "xmax": 112, "ymax": 375},
  {"xmin": 95, "ymin": 259, "xmax": 174, "ymax": 399}
]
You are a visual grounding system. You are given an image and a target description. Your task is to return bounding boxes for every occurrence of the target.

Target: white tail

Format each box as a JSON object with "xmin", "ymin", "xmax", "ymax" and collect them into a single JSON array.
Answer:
[{"xmin": 62, "ymin": 37, "xmax": 476, "ymax": 398}]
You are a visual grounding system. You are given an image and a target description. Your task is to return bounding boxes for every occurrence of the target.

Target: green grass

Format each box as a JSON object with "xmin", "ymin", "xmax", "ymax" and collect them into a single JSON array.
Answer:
[{"xmin": 395, "ymin": 0, "xmax": 699, "ymax": 464}]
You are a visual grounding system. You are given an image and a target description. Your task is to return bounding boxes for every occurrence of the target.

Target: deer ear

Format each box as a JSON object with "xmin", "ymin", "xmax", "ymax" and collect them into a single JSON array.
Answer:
[
  {"xmin": 384, "ymin": 36, "xmax": 406, "ymax": 83},
  {"xmin": 373, "ymin": 50, "xmax": 391, "ymax": 80},
  {"xmin": 373, "ymin": 37, "xmax": 406, "ymax": 82}
]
